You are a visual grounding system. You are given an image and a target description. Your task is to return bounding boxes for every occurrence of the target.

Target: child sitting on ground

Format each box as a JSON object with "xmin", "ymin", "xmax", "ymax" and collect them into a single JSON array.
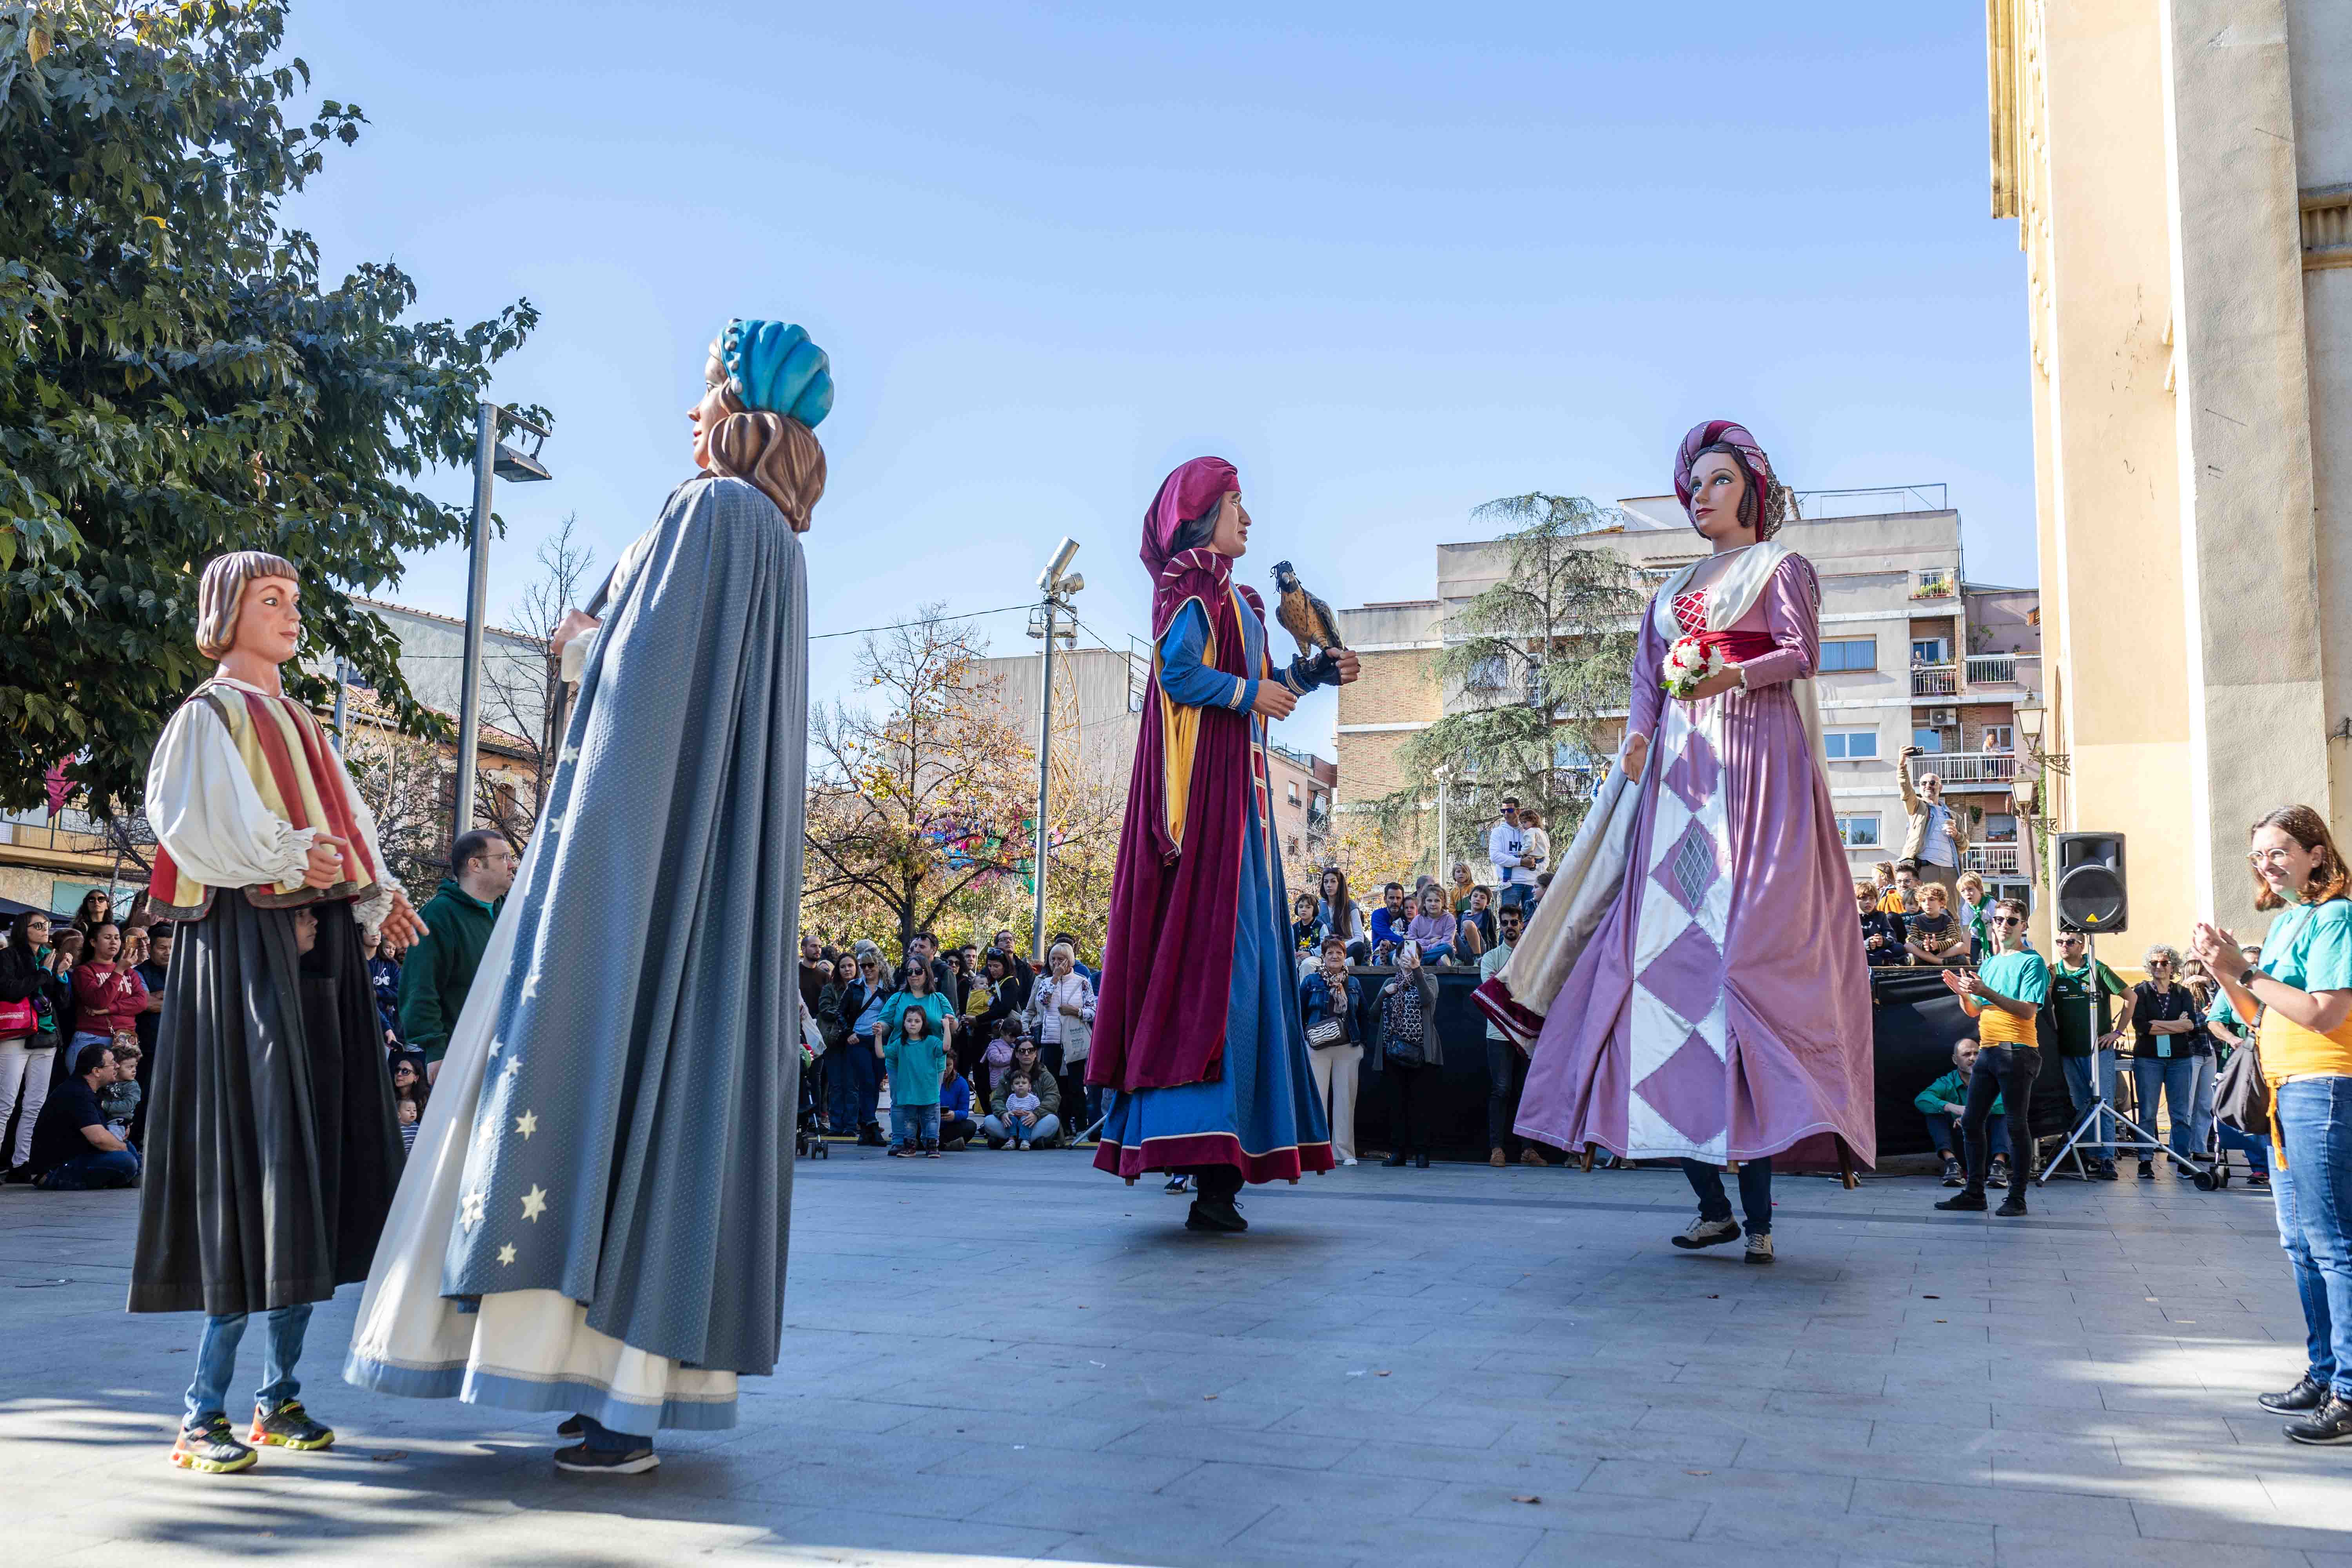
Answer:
[{"xmin": 1001, "ymin": 1073, "xmax": 1043, "ymax": 1149}]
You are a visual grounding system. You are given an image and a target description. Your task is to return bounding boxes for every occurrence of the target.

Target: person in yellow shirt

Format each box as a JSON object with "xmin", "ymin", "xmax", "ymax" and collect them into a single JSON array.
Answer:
[
  {"xmin": 2193, "ymin": 804, "xmax": 2352, "ymax": 1446},
  {"xmin": 1933, "ymin": 897, "xmax": 2046, "ymax": 1217}
]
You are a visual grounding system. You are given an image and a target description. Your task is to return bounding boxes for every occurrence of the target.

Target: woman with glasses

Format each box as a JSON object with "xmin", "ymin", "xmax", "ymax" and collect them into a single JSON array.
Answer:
[
  {"xmin": 833, "ymin": 954, "xmax": 891, "ymax": 1146},
  {"xmin": 2122, "ymin": 944, "xmax": 2207, "ymax": 1178},
  {"xmin": 2192, "ymin": 805, "xmax": 2352, "ymax": 1445}
]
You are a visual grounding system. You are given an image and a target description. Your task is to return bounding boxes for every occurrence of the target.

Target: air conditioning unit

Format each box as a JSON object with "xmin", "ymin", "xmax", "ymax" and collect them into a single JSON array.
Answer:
[{"xmin": 1928, "ymin": 708, "xmax": 1958, "ymax": 727}]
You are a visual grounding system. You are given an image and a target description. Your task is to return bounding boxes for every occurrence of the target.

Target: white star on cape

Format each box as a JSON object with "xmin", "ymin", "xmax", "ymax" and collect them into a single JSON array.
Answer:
[
  {"xmin": 459, "ymin": 1188, "xmax": 486, "ymax": 1230},
  {"xmin": 521, "ymin": 1185, "xmax": 549, "ymax": 1222},
  {"xmin": 514, "ymin": 1110, "xmax": 538, "ymax": 1140},
  {"xmin": 496, "ymin": 1243, "xmax": 517, "ymax": 1266}
]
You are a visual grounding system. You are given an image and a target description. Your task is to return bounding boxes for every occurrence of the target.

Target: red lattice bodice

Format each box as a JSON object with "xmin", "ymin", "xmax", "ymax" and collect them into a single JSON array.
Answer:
[{"xmin": 1671, "ymin": 588, "xmax": 1708, "ymax": 637}]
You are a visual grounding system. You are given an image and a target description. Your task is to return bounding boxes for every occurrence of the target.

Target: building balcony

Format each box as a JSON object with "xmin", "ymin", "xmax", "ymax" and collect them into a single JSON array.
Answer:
[
  {"xmin": 1906, "ymin": 750, "xmax": 2017, "ymax": 789},
  {"xmin": 1964, "ymin": 844, "xmax": 2023, "ymax": 876},
  {"xmin": 1910, "ymin": 663, "xmax": 1956, "ymax": 698}
]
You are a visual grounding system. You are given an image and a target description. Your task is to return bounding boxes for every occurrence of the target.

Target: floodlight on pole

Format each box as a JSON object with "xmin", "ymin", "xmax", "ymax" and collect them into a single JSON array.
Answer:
[
  {"xmin": 453, "ymin": 401, "xmax": 553, "ymax": 852},
  {"xmin": 1030, "ymin": 539, "xmax": 1082, "ymax": 965}
]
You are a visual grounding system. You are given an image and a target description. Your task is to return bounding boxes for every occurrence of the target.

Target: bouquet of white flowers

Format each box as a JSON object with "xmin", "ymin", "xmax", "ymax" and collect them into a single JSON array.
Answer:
[{"xmin": 1661, "ymin": 635, "xmax": 1729, "ymax": 700}]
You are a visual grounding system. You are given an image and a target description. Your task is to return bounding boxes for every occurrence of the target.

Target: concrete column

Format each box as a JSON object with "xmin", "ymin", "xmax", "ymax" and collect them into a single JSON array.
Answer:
[{"xmin": 2158, "ymin": 0, "xmax": 2328, "ymax": 929}]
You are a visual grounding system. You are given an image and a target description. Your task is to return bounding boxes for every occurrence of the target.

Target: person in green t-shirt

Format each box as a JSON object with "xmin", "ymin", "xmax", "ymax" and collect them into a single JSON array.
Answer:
[
  {"xmin": 2047, "ymin": 929, "xmax": 2131, "ymax": 1178},
  {"xmin": 1935, "ymin": 897, "xmax": 2047, "ymax": 1216}
]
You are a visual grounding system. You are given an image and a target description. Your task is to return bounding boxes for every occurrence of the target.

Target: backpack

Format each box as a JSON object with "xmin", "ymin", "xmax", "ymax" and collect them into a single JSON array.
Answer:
[{"xmin": 2214, "ymin": 1036, "xmax": 2268, "ymax": 1137}]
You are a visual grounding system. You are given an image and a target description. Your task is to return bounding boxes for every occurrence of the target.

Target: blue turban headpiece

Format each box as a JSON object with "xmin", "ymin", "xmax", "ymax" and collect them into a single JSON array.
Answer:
[{"xmin": 719, "ymin": 319, "xmax": 833, "ymax": 429}]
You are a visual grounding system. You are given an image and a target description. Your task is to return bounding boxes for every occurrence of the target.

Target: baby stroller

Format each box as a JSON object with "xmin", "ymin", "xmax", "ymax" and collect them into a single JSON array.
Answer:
[{"xmin": 795, "ymin": 1029, "xmax": 829, "ymax": 1160}]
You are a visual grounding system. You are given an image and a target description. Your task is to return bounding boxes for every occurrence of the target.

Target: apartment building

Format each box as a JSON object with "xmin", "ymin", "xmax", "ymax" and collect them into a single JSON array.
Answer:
[{"xmin": 1334, "ymin": 488, "xmax": 2039, "ymax": 904}]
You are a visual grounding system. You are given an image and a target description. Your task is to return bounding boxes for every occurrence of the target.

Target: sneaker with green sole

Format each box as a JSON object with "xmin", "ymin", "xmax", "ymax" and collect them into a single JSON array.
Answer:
[
  {"xmin": 171, "ymin": 1418, "xmax": 258, "ymax": 1475},
  {"xmin": 248, "ymin": 1399, "xmax": 334, "ymax": 1451}
]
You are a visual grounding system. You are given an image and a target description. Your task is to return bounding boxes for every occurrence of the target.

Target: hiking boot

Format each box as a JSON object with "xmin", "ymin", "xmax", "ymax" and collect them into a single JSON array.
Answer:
[
  {"xmin": 1744, "ymin": 1232, "xmax": 1775, "ymax": 1266},
  {"xmin": 1935, "ymin": 1191, "xmax": 1988, "ymax": 1212},
  {"xmin": 249, "ymin": 1399, "xmax": 333, "ymax": 1451},
  {"xmin": 554, "ymin": 1439, "xmax": 660, "ymax": 1474},
  {"xmin": 1670, "ymin": 1216, "xmax": 1739, "ymax": 1250},
  {"xmin": 2260, "ymin": 1374, "xmax": 2329, "ymax": 1414},
  {"xmin": 1186, "ymin": 1195, "xmax": 1247, "ymax": 1233},
  {"xmin": 171, "ymin": 1417, "xmax": 258, "ymax": 1475},
  {"xmin": 2284, "ymin": 1395, "xmax": 2352, "ymax": 1446},
  {"xmin": 1940, "ymin": 1155, "xmax": 1963, "ymax": 1187},
  {"xmin": 1996, "ymin": 1195, "xmax": 2029, "ymax": 1218}
]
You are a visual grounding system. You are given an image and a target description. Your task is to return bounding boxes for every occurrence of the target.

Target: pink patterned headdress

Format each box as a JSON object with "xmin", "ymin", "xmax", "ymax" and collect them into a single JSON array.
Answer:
[{"xmin": 1673, "ymin": 419, "xmax": 1784, "ymax": 540}]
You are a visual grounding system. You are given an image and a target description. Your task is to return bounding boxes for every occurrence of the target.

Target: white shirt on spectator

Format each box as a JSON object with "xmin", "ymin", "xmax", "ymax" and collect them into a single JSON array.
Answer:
[
  {"xmin": 1027, "ymin": 971, "xmax": 1096, "ymax": 1058},
  {"xmin": 1488, "ymin": 820, "xmax": 1531, "ymax": 887},
  {"xmin": 1919, "ymin": 805, "xmax": 1956, "ymax": 867}
]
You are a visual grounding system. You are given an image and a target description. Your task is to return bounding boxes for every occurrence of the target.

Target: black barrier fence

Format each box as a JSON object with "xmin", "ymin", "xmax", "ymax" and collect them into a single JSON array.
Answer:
[{"xmin": 1338, "ymin": 964, "xmax": 2073, "ymax": 1165}]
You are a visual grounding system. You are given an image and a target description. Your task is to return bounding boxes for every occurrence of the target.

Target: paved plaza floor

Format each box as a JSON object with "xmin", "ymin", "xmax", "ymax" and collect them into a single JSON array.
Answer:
[{"xmin": 2, "ymin": 1148, "xmax": 2348, "ymax": 1567}]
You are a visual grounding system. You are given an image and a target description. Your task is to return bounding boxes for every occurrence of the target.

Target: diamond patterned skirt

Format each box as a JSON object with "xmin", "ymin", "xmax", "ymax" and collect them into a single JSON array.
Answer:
[{"xmin": 1511, "ymin": 681, "xmax": 1874, "ymax": 1168}]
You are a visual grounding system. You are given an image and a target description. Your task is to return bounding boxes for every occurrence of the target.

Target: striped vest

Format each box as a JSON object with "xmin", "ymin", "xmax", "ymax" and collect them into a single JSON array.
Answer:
[{"xmin": 147, "ymin": 682, "xmax": 387, "ymax": 920}]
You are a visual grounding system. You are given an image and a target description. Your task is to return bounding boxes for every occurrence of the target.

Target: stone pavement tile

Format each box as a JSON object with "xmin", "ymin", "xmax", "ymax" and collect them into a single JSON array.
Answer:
[
  {"xmin": 1849, "ymin": 1476, "xmax": 2136, "ymax": 1533},
  {"xmin": 2129, "ymin": 1497, "xmax": 2352, "ymax": 1552},
  {"xmin": 1264, "ymin": 1403, "xmax": 1512, "ymax": 1449},
  {"xmin": 731, "ymin": 1505, "xmax": 1074, "ymax": 1563},
  {"xmin": 826, "ymin": 1404, "xmax": 1146, "ymax": 1455},
  {"xmin": 1039, "ymin": 1539, "xmax": 1345, "ymax": 1568},
  {"xmin": 1579, "ymin": 1456, "xmax": 1855, "ymax": 1511},
  {"xmin": 1227, "ymin": 1499, "xmax": 1544, "ymax": 1568},
  {"xmin": 1740, "ymin": 1441, "xmax": 1993, "ymax": 1486},
  {"xmin": 1991, "ymin": 1528, "xmax": 2321, "ymax": 1568},
  {"xmin": 1503, "ymin": 1417, "xmax": 1746, "ymax": 1469},
  {"xmin": 1516, "ymin": 1525, "xmax": 1835, "ymax": 1568},
  {"xmin": 1332, "ymin": 1437, "xmax": 1595, "ymax": 1488},
  {"xmin": 1161, "ymin": 1457, "xmax": 1443, "ymax": 1518},
  {"xmin": 1414, "ymin": 1479, "xmax": 1708, "ymax": 1537},
  {"xmin": 1691, "ymin": 1495, "xmax": 1999, "ymax": 1566},
  {"xmin": 923, "ymin": 1442, "xmax": 1203, "ymax": 1492},
  {"xmin": 970, "ymin": 1478, "xmax": 1275, "ymax": 1557},
  {"xmin": 1630, "ymin": 1404, "xmax": 1875, "ymax": 1449},
  {"xmin": 1080, "ymin": 1391, "xmax": 1304, "ymax": 1432},
  {"xmin": 2252, "ymin": 1470, "xmax": 2352, "ymax": 1526},
  {"xmin": 1101, "ymin": 1418, "xmax": 1358, "ymax": 1470},
  {"xmin": 723, "ymin": 1461, "xmax": 1003, "ymax": 1519}
]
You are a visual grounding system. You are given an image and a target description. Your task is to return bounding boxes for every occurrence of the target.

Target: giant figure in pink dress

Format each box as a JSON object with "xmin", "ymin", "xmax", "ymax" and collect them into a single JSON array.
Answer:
[{"xmin": 1496, "ymin": 420, "xmax": 1873, "ymax": 1264}]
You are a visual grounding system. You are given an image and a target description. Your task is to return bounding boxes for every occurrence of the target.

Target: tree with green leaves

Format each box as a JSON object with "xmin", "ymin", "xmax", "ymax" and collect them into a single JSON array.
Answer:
[
  {"xmin": 1375, "ymin": 493, "xmax": 1645, "ymax": 875},
  {"xmin": 0, "ymin": 0, "xmax": 543, "ymax": 815}
]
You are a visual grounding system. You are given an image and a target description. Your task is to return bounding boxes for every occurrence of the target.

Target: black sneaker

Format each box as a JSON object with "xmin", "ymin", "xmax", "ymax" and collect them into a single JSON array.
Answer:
[
  {"xmin": 1185, "ymin": 1196, "xmax": 1247, "ymax": 1233},
  {"xmin": 2260, "ymin": 1375, "xmax": 2330, "ymax": 1413},
  {"xmin": 557, "ymin": 1414, "xmax": 586, "ymax": 1437},
  {"xmin": 2094, "ymin": 1158, "xmax": 2120, "ymax": 1181},
  {"xmin": 1935, "ymin": 1191, "xmax": 1988, "ymax": 1212},
  {"xmin": 554, "ymin": 1439, "xmax": 660, "ymax": 1474},
  {"xmin": 1987, "ymin": 1158, "xmax": 2010, "ymax": 1188},
  {"xmin": 171, "ymin": 1417, "xmax": 258, "ymax": 1474},
  {"xmin": 1164, "ymin": 1174, "xmax": 1190, "ymax": 1193},
  {"xmin": 1940, "ymin": 1156, "xmax": 1964, "ymax": 1187},
  {"xmin": 1381, "ymin": 1151, "xmax": 1410, "ymax": 1167},
  {"xmin": 248, "ymin": 1399, "xmax": 334, "ymax": 1451},
  {"xmin": 2138, "ymin": 1160, "xmax": 2154, "ymax": 1180},
  {"xmin": 2284, "ymin": 1395, "xmax": 2352, "ymax": 1446},
  {"xmin": 1996, "ymin": 1196, "xmax": 2029, "ymax": 1218}
]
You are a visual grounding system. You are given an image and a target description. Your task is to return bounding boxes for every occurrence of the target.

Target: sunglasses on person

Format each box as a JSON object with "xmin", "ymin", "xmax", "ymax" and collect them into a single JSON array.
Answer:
[
  {"xmin": 1994, "ymin": 915, "xmax": 2023, "ymax": 926},
  {"xmin": 2057, "ymin": 936, "xmax": 2083, "ymax": 946}
]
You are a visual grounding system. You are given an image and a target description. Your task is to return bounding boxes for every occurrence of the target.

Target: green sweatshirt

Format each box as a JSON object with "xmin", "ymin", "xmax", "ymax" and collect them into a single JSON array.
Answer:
[
  {"xmin": 397, "ymin": 878, "xmax": 500, "ymax": 1062},
  {"xmin": 1914, "ymin": 1068, "xmax": 2002, "ymax": 1118}
]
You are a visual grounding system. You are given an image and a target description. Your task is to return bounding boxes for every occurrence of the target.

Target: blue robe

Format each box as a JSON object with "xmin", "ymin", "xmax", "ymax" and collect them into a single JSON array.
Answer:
[{"xmin": 1094, "ymin": 599, "xmax": 1331, "ymax": 1181}]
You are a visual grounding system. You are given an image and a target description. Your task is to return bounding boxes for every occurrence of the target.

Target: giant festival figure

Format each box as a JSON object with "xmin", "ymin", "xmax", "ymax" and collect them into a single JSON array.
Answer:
[
  {"xmin": 344, "ymin": 319, "xmax": 830, "ymax": 1474},
  {"xmin": 1088, "ymin": 457, "xmax": 1360, "ymax": 1232},
  {"xmin": 136, "ymin": 552, "xmax": 426, "ymax": 1475},
  {"xmin": 1481, "ymin": 420, "xmax": 1874, "ymax": 1264}
]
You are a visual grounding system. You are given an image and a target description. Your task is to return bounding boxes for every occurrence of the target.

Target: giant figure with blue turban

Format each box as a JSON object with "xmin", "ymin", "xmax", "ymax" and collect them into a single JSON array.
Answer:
[{"xmin": 346, "ymin": 321, "xmax": 833, "ymax": 1474}]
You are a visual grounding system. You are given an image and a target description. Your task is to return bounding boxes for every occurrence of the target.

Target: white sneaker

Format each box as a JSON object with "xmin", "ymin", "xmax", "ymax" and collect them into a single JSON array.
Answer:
[
  {"xmin": 1744, "ymin": 1232, "xmax": 1775, "ymax": 1266},
  {"xmin": 1670, "ymin": 1216, "xmax": 1740, "ymax": 1250},
  {"xmin": 1341, "ymin": 1156, "xmax": 1358, "ymax": 1167}
]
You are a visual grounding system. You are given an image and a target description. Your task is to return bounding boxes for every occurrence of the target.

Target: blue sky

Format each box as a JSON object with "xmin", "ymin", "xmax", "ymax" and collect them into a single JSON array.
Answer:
[{"xmin": 283, "ymin": 2, "xmax": 2032, "ymax": 751}]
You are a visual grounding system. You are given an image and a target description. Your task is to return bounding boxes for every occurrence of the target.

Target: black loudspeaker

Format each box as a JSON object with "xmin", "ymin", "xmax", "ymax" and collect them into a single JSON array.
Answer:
[{"xmin": 2055, "ymin": 833, "xmax": 2127, "ymax": 933}]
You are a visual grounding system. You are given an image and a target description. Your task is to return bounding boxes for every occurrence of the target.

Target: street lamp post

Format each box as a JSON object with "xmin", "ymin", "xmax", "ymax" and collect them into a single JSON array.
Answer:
[
  {"xmin": 452, "ymin": 400, "xmax": 552, "ymax": 848},
  {"xmin": 1432, "ymin": 764, "xmax": 1452, "ymax": 881},
  {"xmin": 1028, "ymin": 537, "xmax": 1083, "ymax": 965}
]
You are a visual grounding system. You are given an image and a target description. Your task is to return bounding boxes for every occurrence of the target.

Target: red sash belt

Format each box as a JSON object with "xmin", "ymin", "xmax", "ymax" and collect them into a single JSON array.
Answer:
[{"xmin": 1688, "ymin": 627, "xmax": 1777, "ymax": 663}]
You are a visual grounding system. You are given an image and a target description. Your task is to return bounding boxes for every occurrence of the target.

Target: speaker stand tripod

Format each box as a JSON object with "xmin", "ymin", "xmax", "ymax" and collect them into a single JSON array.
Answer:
[{"xmin": 2036, "ymin": 1091, "xmax": 2207, "ymax": 1184}]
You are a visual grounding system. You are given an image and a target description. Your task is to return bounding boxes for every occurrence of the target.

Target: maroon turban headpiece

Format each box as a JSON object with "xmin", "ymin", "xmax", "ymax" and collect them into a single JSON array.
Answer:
[
  {"xmin": 1141, "ymin": 456, "xmax": 1239, "ymax": 578},
  {"xmin": 1672, "ymin": 419, "xmax": 1783, "ymax": 540}
]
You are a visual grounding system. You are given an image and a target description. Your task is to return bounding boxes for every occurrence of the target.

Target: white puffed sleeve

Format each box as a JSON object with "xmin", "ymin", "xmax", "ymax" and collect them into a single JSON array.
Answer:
[
  {"xmin": 146, "ymin": 701, "xmax": 317, "ymax": 893},
  {"xmin": 334, "ymin": 753, "xmax": 397, "ymax": 931}
]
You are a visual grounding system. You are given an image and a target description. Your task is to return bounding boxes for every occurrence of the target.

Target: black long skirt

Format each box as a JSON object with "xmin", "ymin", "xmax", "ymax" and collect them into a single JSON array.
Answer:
[{"xmin": 130, "ymin": 896, "xmax": 401, "ymax": 1316}]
